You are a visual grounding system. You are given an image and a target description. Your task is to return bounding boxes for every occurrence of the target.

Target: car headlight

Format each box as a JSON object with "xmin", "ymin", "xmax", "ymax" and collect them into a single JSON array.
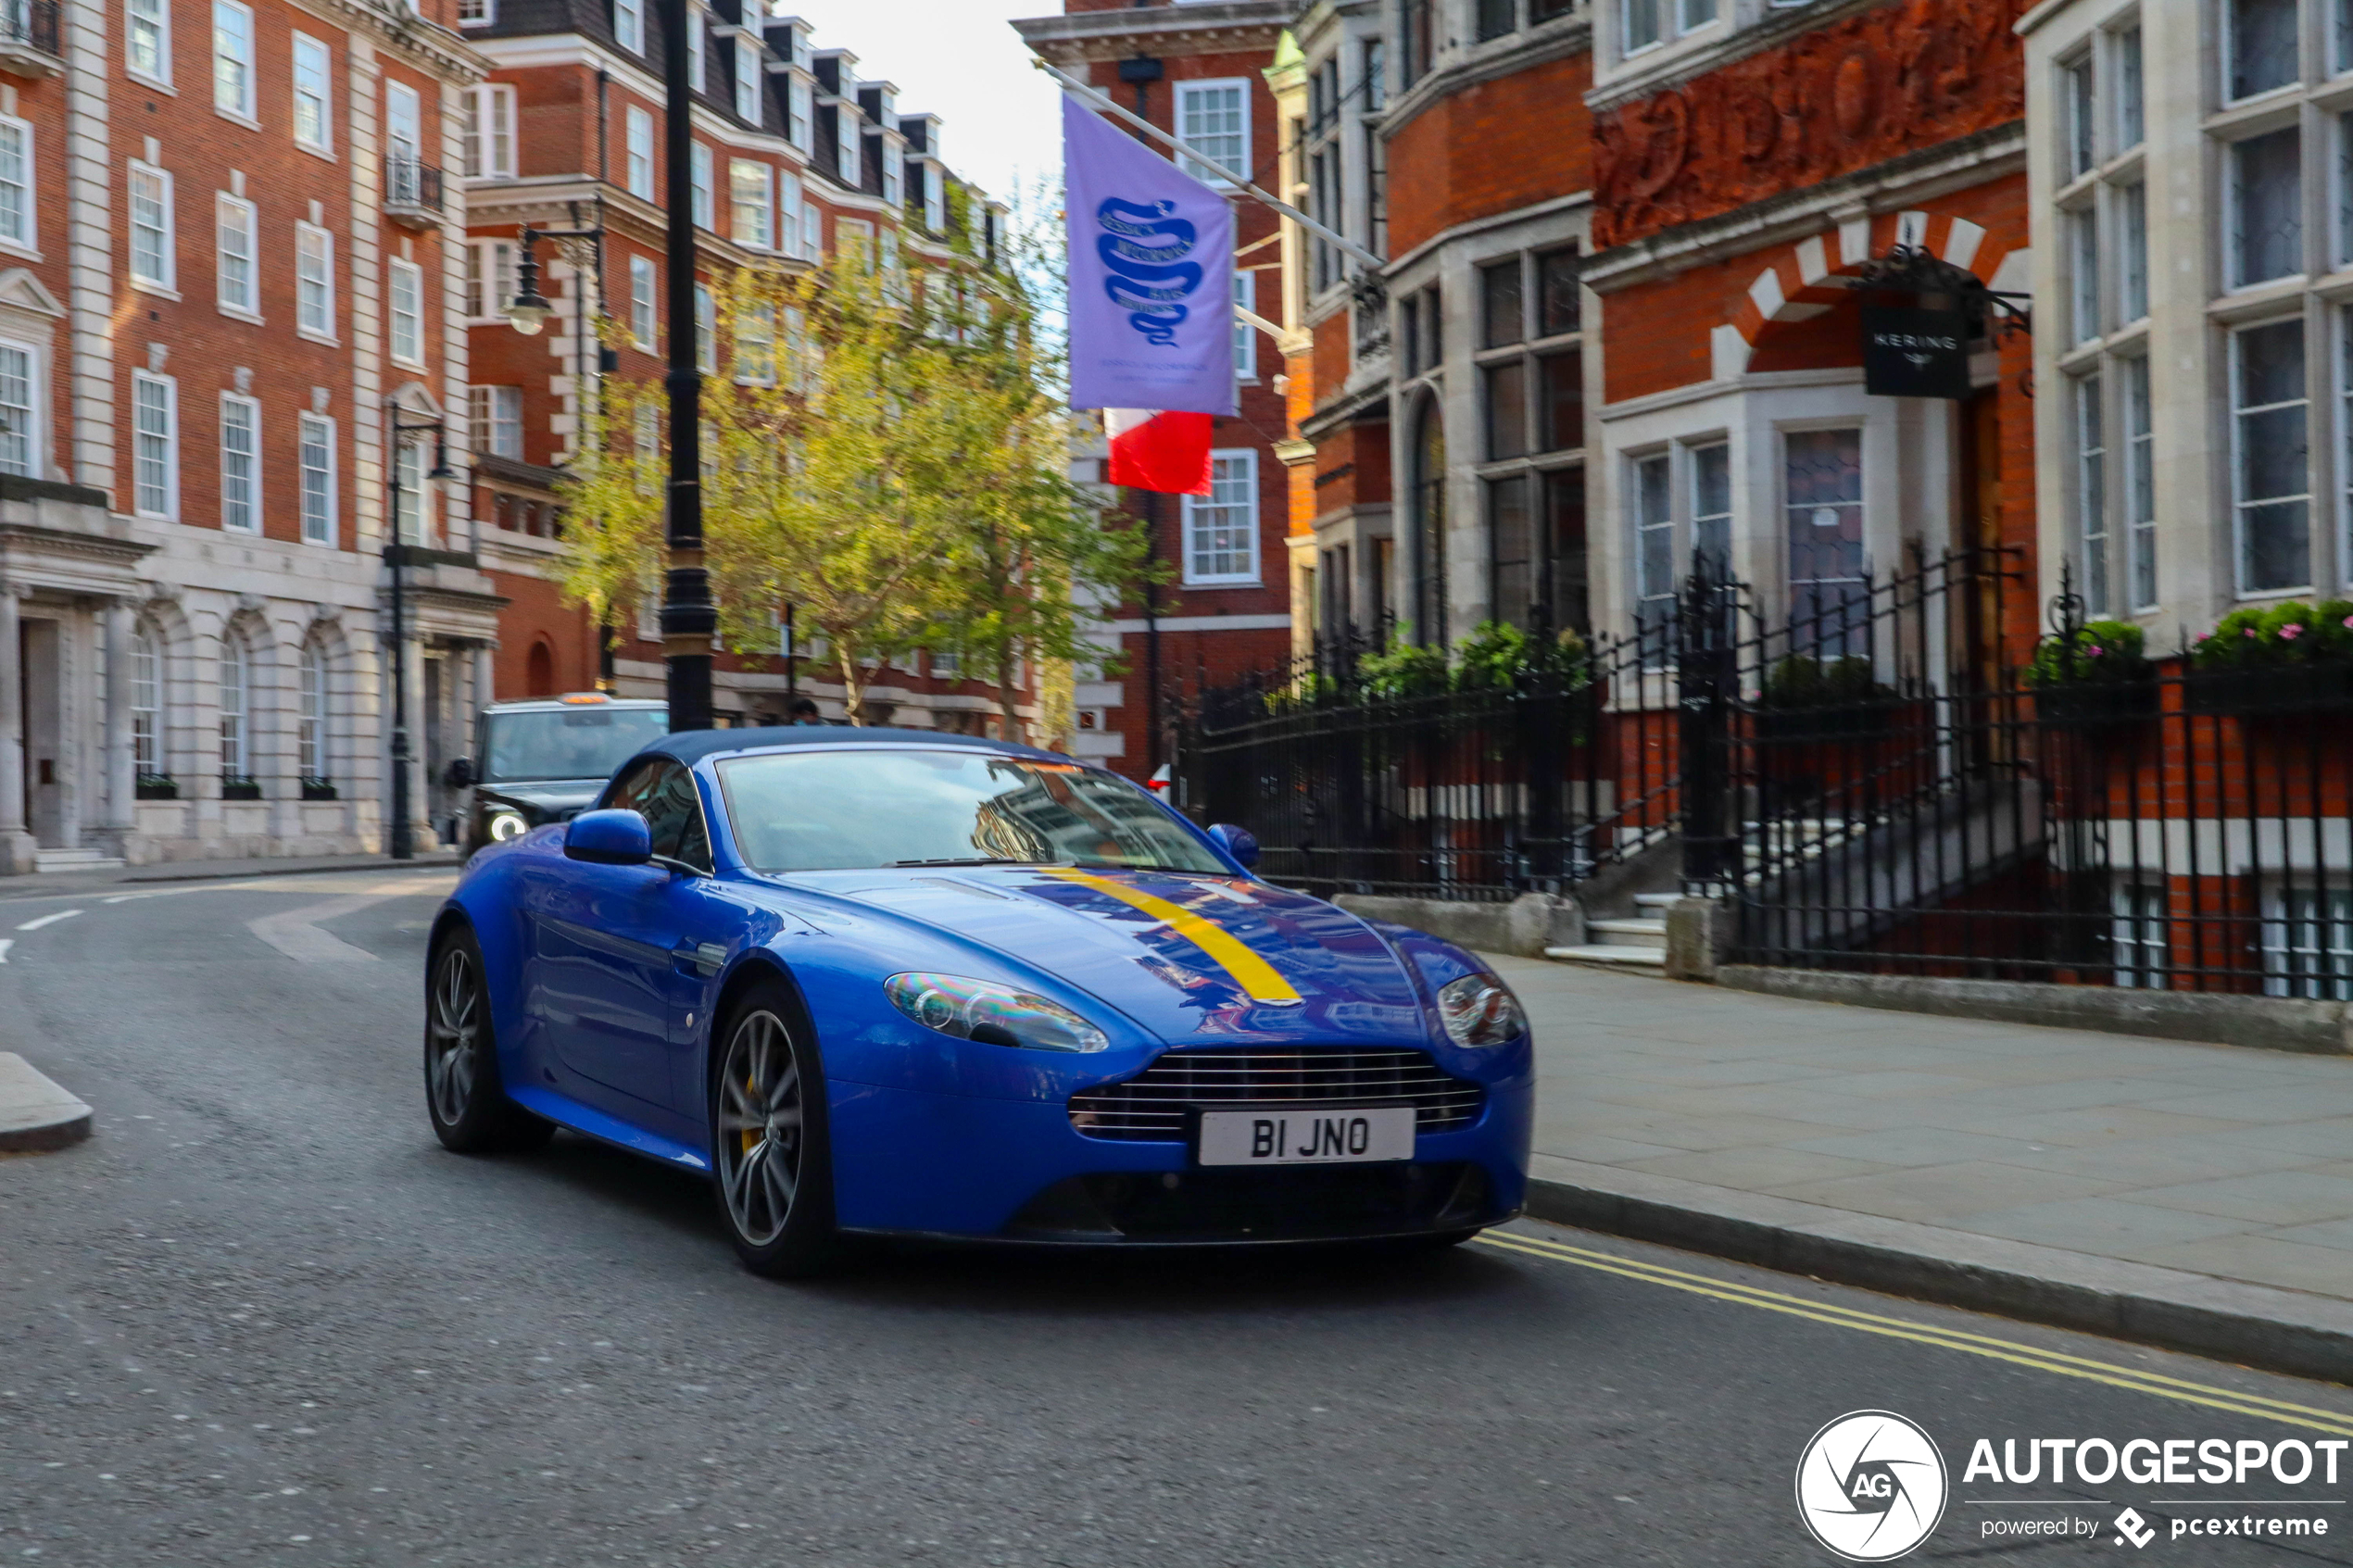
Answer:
[
  {"xmin": 1436, "ymin": 972, "xmax": 1525, "ymax": 1047},
  {"xmin": 885, "ymin": 972, "xmax": 1109, "ymax": 1054},
  {"xmin": 487, "ymin": 809, "xmax": 529, "ymax": 841}
]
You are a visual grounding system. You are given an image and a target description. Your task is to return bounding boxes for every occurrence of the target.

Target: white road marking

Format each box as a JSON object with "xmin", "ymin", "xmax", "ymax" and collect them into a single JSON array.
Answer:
[
  {"xmin": 15, "ymin": 909, "xmax": 82, "ymax": 931},
  {"xmin": 245, "ymin": 897, "xmax": 389, "ymax": 963}
]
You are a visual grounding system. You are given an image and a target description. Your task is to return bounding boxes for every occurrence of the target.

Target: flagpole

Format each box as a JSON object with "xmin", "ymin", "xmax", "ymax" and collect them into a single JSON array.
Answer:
[{"xmin": 1036, "ymin": 57, "xmax": 1385, "ymax": 273}]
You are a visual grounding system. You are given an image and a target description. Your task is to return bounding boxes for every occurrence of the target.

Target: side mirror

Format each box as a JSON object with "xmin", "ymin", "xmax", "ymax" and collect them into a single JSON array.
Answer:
[
  {"xmin": 563, "ymin": 808, "xmax": 652, "ymax": 866},
  {"xmin": 444, "ymin": 756, "xmax": 476, "ymax": 790},
  {"xmin": 1208, "ymin": 823, "xmax": 1260, "ymax": 870}
]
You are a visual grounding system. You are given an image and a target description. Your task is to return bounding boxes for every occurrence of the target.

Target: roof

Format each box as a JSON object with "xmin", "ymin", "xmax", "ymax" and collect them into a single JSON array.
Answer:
[
  {"xmin": 641, "ymin": 725, "xmax": 1076, "ymax": 768},
  {"xmin": 487, "ymin": 695, "xmax": 667, "ymax": 712}
]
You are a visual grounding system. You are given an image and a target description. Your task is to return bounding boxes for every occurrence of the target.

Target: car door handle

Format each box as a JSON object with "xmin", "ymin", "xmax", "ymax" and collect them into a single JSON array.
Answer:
[{"xmin": 674, "ymin": 940, "xmax": 727, "ymax": 977}]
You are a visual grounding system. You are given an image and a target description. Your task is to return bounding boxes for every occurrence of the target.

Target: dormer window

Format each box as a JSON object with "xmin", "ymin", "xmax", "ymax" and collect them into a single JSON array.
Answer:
[{"xmin": 734, "ymin": 37, "xmax": 760, "ymax": 121}]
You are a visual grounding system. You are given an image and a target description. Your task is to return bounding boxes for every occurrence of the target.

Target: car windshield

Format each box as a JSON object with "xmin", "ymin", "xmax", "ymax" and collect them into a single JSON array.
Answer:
[
  {"xmin": 715, "ymin": 749, "xmax": 1229, "ymax": 874},
  {"xmin": 482, "ymin": 708, "xmax": 671, "ymax": 784}
]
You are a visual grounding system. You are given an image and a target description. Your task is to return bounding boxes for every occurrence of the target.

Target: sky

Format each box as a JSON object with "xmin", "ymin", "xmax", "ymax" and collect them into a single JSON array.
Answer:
[{"xmin": 780, "ymin": 0, "xmax": 1064, "ymax": 204}]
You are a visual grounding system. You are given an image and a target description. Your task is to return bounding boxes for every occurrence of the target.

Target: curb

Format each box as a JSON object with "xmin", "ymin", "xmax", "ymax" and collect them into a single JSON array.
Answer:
[
  {"xmin": 0, "ymin": 853, "xmax": 463, "ymax": 900},
  {"xmin": 0, "ymin": 1052, "xmax": 91, "ymax": 1154},
  {"xmin": 1523, "ymin": 1154, "xmax": 2353, "ymax": 1386}
]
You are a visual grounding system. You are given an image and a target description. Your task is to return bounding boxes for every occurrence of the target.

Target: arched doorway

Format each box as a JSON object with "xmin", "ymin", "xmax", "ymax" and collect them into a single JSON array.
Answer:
[
  {"xmin": 1410, "ymin": 396, "xmax": 1446, "ymax": 646},
  {"xmin": 525, "ymin": 639, "xmax": 555, "ymax": 697}
]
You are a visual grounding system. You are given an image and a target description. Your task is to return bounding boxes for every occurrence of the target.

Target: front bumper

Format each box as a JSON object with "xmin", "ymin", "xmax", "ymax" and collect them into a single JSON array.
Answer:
[{"xmin": 825, "ymin": 1077, "xmax": 1533, "ymax": 1244}]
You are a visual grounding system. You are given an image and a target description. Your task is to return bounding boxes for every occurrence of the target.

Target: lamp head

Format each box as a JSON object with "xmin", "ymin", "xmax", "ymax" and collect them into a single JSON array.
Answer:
[{"xmin": 507, "ymin": 289, "xmax": 552, "ymax": 335}]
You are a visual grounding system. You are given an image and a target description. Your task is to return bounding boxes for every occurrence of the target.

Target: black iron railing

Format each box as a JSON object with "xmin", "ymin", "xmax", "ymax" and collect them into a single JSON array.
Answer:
[
  {"xmin": 0, "ymin": 0, "xmax": 60, "ymax": 57},
  {"xmin": 384, "ymin": 156, "xmax": 444, "ymax": 215}
]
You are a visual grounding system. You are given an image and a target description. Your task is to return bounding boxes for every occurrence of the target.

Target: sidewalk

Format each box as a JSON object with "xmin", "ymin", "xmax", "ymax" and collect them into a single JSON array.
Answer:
[
  {"xmin": 0, "ymin": 849, "xmax": 462, "ymax": 898},
  {"xmin": 1496, "ymin": 955, "xmax": 2353, "ymax": 1382}
]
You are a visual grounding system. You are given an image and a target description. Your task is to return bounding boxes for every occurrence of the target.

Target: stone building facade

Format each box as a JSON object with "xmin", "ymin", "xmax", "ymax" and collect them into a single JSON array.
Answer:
[{"xmin": 0, "ymin": 0, "xmax": 497, "ymax": 872}]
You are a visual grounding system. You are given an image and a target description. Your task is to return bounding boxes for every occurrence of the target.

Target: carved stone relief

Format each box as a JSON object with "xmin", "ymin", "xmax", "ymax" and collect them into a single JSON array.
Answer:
[{"xmin": 1592, "ymin": 0, "xmax": 2024, "ymax": 249}]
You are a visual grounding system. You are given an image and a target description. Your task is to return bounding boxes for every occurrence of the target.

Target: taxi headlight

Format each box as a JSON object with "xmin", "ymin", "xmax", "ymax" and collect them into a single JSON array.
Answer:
[
  {"xmin": 487, "ymin": 809, "xmax": 529, "ymax": 841},
  {"xmin": 1436, "ymin": 972, "xmax": 1526, "ymax": 1047},
  {"xmin": 884, "ymin": 972, "xmax": 1109, "ymax": 1054}
]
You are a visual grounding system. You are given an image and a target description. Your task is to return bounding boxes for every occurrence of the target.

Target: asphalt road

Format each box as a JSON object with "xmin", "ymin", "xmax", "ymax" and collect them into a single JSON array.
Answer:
[{"xmin": 4, "ymin": 866, "xmax": 2352, "ymax": 1567}]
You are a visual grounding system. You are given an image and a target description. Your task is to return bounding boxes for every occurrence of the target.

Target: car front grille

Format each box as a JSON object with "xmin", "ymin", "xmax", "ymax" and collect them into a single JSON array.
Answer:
[{"xmin": 1067, "ymin": 1047, "xmax": 1486, "ymax": 1143}]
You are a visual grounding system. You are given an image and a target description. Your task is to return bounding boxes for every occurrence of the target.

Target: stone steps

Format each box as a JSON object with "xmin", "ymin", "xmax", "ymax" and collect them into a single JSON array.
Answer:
[{"xmin": 31, "ymin": 847, "xmax": 123, "ymax": 874}]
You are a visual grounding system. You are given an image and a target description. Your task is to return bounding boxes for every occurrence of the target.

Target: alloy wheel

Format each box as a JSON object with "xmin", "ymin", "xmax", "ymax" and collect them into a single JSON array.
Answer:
[
  {"xmin": 426, "ymin": 947, "xmax": 482, "ymax": 1127},
  {"xmin": 716, "ymin": 1010, "xmax": 804, "ymax": 1247}
]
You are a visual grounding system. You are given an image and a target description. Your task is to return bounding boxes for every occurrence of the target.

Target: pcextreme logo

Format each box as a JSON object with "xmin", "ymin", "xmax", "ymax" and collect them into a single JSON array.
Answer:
[{"xmin": 1795, "ymin": 1411, "xmax": 1951, "ymax": 1562}]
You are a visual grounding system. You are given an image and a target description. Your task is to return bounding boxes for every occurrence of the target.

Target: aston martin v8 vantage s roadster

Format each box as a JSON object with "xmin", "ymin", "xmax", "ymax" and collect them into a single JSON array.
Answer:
[{"xmin": 423, "ymin": 728, "xmax": 1534, "ymax": 1275}]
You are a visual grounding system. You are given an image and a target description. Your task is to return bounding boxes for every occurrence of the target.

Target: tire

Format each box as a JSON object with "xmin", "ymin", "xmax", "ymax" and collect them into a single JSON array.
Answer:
[
  {"xmin": 710, "ymin": 979, "xmax": 844, "ymax": 1278},
  {"xmin": 424, "ymin": 925, "xmax": 555, "ymax": 1155}
]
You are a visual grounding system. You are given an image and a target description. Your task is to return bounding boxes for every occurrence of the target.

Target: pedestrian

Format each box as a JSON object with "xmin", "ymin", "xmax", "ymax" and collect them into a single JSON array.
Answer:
[{"xmin": 789, "ymin": 697, "xmax": 824, "ymax": 726}]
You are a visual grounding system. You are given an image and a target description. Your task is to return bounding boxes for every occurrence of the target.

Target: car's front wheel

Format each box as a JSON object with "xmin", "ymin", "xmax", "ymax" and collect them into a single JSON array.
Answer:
[
  {"xmin": 711, "ymin": 981, "xmax": 843, "ymax": 1278},
  {"xmin": 424, "ymin": 927, "xmax": 554, "ymax": 1154}
]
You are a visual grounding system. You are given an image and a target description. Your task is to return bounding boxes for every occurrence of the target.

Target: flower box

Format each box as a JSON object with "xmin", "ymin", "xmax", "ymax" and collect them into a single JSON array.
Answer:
[
  {"xmin": 220, "ymin": 775, "xmax": 262, "ymax": 801},
  {"xmin": 2182, "ymin": 661, "xmax": 2353, "ymax": 718},
  {"xmin": 2032, "ymin": 677, "xmax": 2158, "ymax": 728},
  {"xmin": 301, "ymin": 778, "xmax": 338, "ymax": 802},
  {"xmin": 134, "ymin": 773, "xmax": 177, "ymax": 801}
]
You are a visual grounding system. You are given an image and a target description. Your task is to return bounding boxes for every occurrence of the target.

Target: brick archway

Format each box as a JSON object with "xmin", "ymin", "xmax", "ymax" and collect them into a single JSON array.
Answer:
[{"xmin": 1722, "ymin": 207, "xmax": 2012, "ymax": 374}]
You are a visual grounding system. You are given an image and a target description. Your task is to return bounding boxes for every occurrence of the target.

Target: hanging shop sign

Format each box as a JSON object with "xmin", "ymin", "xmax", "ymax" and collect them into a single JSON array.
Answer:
[{"xmin": 1860, "ymin": 304, "xmax": 1973, "ymax": 400}]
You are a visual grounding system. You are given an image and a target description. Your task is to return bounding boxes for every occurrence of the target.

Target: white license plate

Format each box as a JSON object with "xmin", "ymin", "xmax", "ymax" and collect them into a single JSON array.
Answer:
[{"xmin": 1196, "ymin": 1106, "xmax": 1416, "ymax": 1167}]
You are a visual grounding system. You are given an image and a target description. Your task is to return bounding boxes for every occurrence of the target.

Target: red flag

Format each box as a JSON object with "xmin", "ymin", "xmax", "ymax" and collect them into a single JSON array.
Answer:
[{"xmin": 1104, "ymin": 409, "xmax": 1213, "ymax": 496}]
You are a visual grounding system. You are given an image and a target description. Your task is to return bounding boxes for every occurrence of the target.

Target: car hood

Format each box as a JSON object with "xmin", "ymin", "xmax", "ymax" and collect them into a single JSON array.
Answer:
[
  {"xmin": 481, "ymin": 780, "xmax": 606, "ymax": 815},
  {"xmin": 773, "ymin": 866, "xmax": 1433, "ymax": 1047}
]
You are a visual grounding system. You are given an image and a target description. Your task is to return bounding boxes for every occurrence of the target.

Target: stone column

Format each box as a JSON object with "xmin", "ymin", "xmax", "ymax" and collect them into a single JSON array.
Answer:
[
  {"xmin": 472, "ymin": 641, "xmax": 494, "ymax": 743},
  {"xmin": 102, "ymin": 598, "xmax": 134, "ymax": 841},
  {"xmin": 402, "ymin": 633, "xmax": 433, "ymax": 849},
  {"xmin": 0, "ymin": 585, "xmax": 31, "ymax": 873}
]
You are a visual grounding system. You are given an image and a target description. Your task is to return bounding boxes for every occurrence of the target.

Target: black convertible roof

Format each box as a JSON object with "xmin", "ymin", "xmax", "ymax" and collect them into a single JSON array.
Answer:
[{"xmin": 635, "ymin": 726, "xmax": 1076, "ymax": 769}]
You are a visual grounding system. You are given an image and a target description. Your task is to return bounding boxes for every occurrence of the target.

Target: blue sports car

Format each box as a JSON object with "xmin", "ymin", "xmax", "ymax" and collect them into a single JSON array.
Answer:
[{"xmin": 424, "ymin": 728, "xmax": 1534, "ymax": 1276}]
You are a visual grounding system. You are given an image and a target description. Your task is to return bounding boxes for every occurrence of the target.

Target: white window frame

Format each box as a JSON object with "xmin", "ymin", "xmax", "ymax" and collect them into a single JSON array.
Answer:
[
  {"xmin": 1232, "ymin": 268, "xmax": 1256, "ymax": 381},
  {"xmin": 612, "ymin": 0, "xmax": 642, "ymax": 55},
  {"xmin": 787, "ymin": 76, "xmax": 812, "ymax": 150},
  {"xmin": 730, "ymin": 158, "xmax": 771, "ymax": 248},
  {"xmin": 924, "ymin": 163, "xmax": 946, "ymax": 233},
  {"xmin": 2073, "ymin": 372, "xmax": 2109, "ymax": 615},
  {"xmin": 392, "ymin": 431, "xmax": 436, "ymax": 546},
  {"xmin": 1180, "ymin": 448, "xmax": 1261, "ymax": 585},
  {"xmin": 215, "ymin": 190, "xmax": 258, "ymax": 318},
  {"xmin": 689, "ymin": 141, "xmax": 714, "ymax": 230},
  {"xmin": 130, "ymin": 626, "xmax": 162, "ymax": 774},
  {"xmin": 881, "ymin": 139, "xmax": 902, "ymax": 208},
  {"xmin": 800, "ymin": 193, "xmax": 821, "ymax": 259},
  {"xmin": 625, "ymin": 106, "xmax": 655, "ymax": 199},
  {"xmin": 470, "ymin": 383, "xmax": 522, "ymax": 458},
  {"xmin": 296, "ymin": 221, "xmax": 334, "ymax": 339},
  {"xmin": 629, "ymin": 253, "xmax": 656, "ymax": 348},
  {"xmin": 2229, "ymin": 316, "xmax": 2313, "ymax": 596},
  {"xmin": 212, "ymin": 0, "xmax": 256, "ymax": 121},
  {"xmin": 132, "ymin": 370, "xmax": 178, "ymax": 521},
  {"xmin": 463, "ymin": 236, "xmax": 513, "ymax": 324},
  {"xmin": 2067, "ymin": 203, "xmax": 2099, "ymax": 345},
  {"xmin": 296, "ymin": 643, "xmax": 328, "ymax": 782},
  {"xmin": 219, "ymin": 391, "xmax": 259, "ymax": 534},
  {"xmin": 734, "ymin": 302, "xmax": 776, "ymax": 387},
  {"xmin": 835, "ymin": 109, "xmax": 860, "ymax": 184},
  {"xmin": 218, "ymin": 634, "xmax": 247, "ymax": 779},
  {"xmin": 2123, "ymin": 353, "xmax": 2157, "ymax": 610},
  {"xmin": 0, "ymin": 337, "xmax": 39, "ymax": 479},
  {"xmin": 298, "ymin": 411, "xmax": 334, "ymax": 546},
  {"xmin": 292, "ymin": 32, "xmax": 333, "ymax": 153},
  {"xmin": 1629, "ymin": 447, "xmax": 1675, "ymax": 631},
  {"xmin": 467, "ymin": 83, "xmax": 515, "ymax": 180},
  {"xmin": 2263, "ymin": 885, "xmax": 2353, "ymax": 999},
  {"xmin": 388, "ymin": 256, "xmax": 424, "ymax": 368},
  {"xmin": 686, "ymin": 4, "xmax": 705, "ymax": 92},
  {"xmin": 128, "ymin": 159, "xmax": 174, "ymax": 292},
  {"xmin": 128, "ymin": 0, "xmax": 170, "ymax": 86},
  {"xmin": 2228, "ymin": 125, "xmax": 2304, "ymax": 292},
  {"xmin": 457, "ymin": 0, "xmax": 492, "ymax": 24},
  {"xmin": 0, "ymin": 112, "xmax": 35, "ymax": 254},
  {"xmin": 694, "ymin": 283, "xmax": 714, "ymax": 374},
  {"xmin": 777, "ymin": 170, "xmax": 804, "ymax": 259},
  {"xmin": 1175, "ymin": 78, "xmax": 1249, "ymax": 184},
  {"xmin": 733, "ymin": 36, "xmax": 760, "ymax": 123}
]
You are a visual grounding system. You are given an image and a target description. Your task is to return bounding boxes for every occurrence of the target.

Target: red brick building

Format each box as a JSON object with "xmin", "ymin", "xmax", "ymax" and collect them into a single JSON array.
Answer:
[{"xmin": 1015, "ymin": 0, "xmax": 1294, "ymax": 780}]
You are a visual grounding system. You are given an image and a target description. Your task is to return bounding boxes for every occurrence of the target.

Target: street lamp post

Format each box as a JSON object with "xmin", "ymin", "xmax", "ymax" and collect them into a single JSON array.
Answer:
[
  {"xmin": 658, "ymin": 0, "xmax": 712, "ymax": 732},
  {"xmin": 384, "ymin": 408, "xmax": 459, "ymax": 862}
]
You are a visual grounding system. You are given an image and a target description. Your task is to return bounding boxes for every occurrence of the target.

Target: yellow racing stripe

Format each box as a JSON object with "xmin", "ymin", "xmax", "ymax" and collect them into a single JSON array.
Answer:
[
  {"xmin": 1476, "ymin": 1231, "xmax": 2353, "ymax": 1436},
  {"xmin": 1041, "ymin": 868, "xmax": 1303, "ymax": 1006}
]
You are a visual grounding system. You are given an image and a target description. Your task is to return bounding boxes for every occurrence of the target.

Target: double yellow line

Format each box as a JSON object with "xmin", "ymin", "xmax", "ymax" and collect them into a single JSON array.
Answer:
[{"xmin": 1476, "ymin": 1228, "xmax": 2353, "ymax": 1437}]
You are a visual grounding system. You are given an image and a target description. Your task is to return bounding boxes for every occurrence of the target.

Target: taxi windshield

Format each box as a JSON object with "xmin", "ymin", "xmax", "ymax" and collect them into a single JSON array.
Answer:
[
  {"xmin": 482, "ymin": 707, "xmax": 672, "ymax": 784},
  {"xmin": 714, "ymin": 749, "xmax": 1227, "ymax": 874}
]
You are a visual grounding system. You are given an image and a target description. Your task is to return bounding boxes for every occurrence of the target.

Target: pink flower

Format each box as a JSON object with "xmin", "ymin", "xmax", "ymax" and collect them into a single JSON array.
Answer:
[
  {"xmin": 2087, "ymin": 645, "xmax": 2105, "ymax": 658},
  {"xmin": 2282, "ymin": 623, "xmax": 2305, "ymax": 640},
  {"xmin": 2246, "ymin": 627, "xmax": 2261, "ymax": 638},
  {"xmin": 2197, "ymin": 632, "xmax": 2213, "ymax": 643},
  {"xmin": 2343, "ymin": 615, "xmax": 2353, "ymax": 630}
]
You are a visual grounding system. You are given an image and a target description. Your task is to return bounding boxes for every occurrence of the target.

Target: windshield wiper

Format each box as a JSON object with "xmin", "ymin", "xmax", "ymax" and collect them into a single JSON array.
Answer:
[{"xmin": 887, "ymin": 857, "xmax": 1056, "ymax": 868}]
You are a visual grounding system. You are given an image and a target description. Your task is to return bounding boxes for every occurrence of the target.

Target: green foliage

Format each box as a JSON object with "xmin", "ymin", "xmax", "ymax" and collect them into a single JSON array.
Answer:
[
  {"xmin": 1453, "ymin": 621, "xmax": 1590, "ymax": 691},
  {"xmin": 1358, "ymin": 633, "xmax": 1451, "ymax": 699},
  {"xmin": 2024, "ymin": 620, "xmax": 2148, "ymax": 687},
  {"xmin": 555, "ymin": 185, "xmax": 1145, "ymax": 733},
  {"xmin": 2193, "ymin": 599, "xmax": 2353, "ymax": 665},
  {"xmin": 1759, "ymin": 654, "xmax": 1890, "ymax": 708}
]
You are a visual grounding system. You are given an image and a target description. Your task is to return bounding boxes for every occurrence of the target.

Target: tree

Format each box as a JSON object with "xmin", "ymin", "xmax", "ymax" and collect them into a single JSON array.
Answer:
[{"xmin": 556, "ymin": 193, "xmax": 1148, "ymax": 734}]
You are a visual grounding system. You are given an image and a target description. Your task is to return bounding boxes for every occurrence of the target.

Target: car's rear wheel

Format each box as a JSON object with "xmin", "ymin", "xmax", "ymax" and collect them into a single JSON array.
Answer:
[
  {"xmin": 424, "ymin": 927, "xmax": 554, "ymax": 1154},
  {"xmin": 711, "ymin": 981, "xmax": 843, "ymax": 1278}
]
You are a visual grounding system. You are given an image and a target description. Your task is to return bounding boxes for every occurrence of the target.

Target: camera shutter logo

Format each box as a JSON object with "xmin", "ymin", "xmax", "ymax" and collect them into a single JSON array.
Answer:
[{"xmin": 1794, "ymin": 1411, "xmax": 1949, "ymax": 1562}]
